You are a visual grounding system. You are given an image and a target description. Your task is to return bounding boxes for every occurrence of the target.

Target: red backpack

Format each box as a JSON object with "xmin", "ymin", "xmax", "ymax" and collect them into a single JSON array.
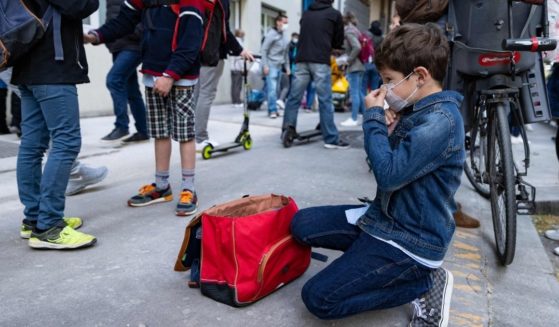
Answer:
[
  {"xmin": 174, "ymin": 194, "xmax": 312, "ymax": 307},
  {"xmin": 358, "ymin": 32, "xmax": 375, "ymax": 64}
]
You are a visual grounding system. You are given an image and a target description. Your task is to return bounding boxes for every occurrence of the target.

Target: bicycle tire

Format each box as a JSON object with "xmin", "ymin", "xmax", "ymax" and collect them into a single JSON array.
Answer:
[
  {"xmin": 464, "ymin": 122, "xmax": 490, "ymax": 198},
  {"xmin": 488, "ymin": 102, "xmax": 517, "ymax": 266}
]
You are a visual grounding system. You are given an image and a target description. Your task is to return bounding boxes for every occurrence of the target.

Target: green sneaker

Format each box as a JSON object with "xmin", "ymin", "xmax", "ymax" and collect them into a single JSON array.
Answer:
[
  {"xmin": 128, "ymin": 183, "xmax": 173, "ymax": 207},
  {"xmin": 20, "ymin": 217, "xmax": 83, "ymax": 239},
  {"xmin": 28, "ymin": 224, "xmax": 96, "ymax": 250}
]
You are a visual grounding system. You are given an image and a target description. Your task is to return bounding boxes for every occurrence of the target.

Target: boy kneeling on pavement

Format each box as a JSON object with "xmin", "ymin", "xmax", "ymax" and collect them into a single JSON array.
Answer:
[{"xmin": 290, "ymin": 23, "xmax": 464, "ymax": 326}]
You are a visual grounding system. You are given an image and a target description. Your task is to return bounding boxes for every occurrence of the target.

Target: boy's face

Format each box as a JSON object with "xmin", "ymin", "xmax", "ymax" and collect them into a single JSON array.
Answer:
[{"xmin": 379, "ymin": 67, "xmax": 418, "ymax": 103}]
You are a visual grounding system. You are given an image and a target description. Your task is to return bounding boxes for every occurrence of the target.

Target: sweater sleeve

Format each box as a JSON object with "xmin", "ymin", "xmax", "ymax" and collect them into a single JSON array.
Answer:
[
  {"xmin": 345, "ymin": 30, "xmax": 361, "ymax": 65},
  {"xmin": 164, "ymin": 0, "xmax": 204, "ymax": 79},
  {"xmin": 95, "ymin": 0, "xmax": 143, "ymax": 44}
]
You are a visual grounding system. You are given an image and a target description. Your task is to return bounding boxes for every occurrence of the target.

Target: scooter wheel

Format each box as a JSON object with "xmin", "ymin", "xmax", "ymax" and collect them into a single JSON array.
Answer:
[
  {"xmin": 282, "ymin": 128, "xmax": 294, "ymax": 148},
  {"xmin": 243, "ymin": 137, "xmax": 252, "ymax": 150},
  {"xmin": 202, "ymin": 144, "xmax": 213, "ymax": 160}
]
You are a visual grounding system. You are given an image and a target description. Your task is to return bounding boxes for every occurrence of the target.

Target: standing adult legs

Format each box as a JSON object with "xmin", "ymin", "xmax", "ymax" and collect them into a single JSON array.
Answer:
[
  {"xmin": 282, "ymin": 64, "xmax": 311, "ymax": 131},
  {"xmin": 311, "ymin": 63, "xmax": 339, "ymax": 144},
  {"xmin": 193, "ymin": 60, "xmax": 225, "ymax": 144}
]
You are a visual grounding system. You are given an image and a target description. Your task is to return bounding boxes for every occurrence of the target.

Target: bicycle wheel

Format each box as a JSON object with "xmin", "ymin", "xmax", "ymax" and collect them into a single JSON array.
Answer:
[
  {"xmin": 463, "ymin": 118, "xmax": 490, "ymax": 198},
  {"xmin": 488, "ymin": 101, "xmax": 517, "ymax": 266}
]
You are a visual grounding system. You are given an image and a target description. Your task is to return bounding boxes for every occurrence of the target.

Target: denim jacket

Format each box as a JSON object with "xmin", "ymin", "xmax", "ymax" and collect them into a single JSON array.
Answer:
[{"xmin": 358, "ymin": 91, "xmax": 465, "ymax": 261}]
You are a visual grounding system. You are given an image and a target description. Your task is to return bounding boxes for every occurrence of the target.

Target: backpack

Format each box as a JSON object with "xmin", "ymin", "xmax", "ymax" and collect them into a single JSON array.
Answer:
[
  {"xmin": 396, "ymin": 0, "xmax": 449, "ymax": 24},
  {"xmin": 0, "ymin": 1, "xmax": 63, "ymax": 70},
  {"xmin": 168, "ymin": 0, "xmax": 223, "ymax": 67},
  {"xmin": 358, "ymin": 32, "xmax": 375, "ymax": 64},
  {"xmin": 174, "ymin": 194, "xmax": 312, "ymax": 307}
]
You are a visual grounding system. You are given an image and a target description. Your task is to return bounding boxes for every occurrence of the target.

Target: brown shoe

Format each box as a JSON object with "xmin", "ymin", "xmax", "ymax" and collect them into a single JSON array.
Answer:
[{"xmin": 454, "ymin": 202, "xmax": 480, "ymax": 228}]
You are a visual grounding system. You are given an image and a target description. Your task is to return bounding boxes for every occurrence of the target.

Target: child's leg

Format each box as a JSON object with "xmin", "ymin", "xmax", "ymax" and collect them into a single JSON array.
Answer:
[
  {"xmin": 171, "ymin": 86, "xmax": 198, "ymax": 216},
  {"xmin": 291, "ymin": 205, "xmax": 364, "ymax": 251},
  {"xmin": 300, "ymin": 233, "xmax": 432, "ymax": 320}
]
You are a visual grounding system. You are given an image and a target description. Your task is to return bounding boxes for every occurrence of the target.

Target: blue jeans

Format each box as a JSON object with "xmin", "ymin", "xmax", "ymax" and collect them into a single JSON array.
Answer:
[
  {"xmin": 17, "ymin": 85, "xmax": 81, "ymax": 230},
  {"xmin": 283, "ymin": 63, "xmax": 339, "ymax": 144},
  {"xmin": 347, "ymin": 71, "xmax": 365, "ymax": 121},
  {"xmin": 290, "ymin": 205, "xmax": 433, "ymax": 319},
  {"xmin": 362, "ymin": 63, "xmax": 381, "ymax": 95},
  {"xmin": 265, "ymin": 64, "xmax": 282, "ymax": 113},
  {"xmin": 106, "ymin": 50, "xmax": 147, "ymax": 134}
]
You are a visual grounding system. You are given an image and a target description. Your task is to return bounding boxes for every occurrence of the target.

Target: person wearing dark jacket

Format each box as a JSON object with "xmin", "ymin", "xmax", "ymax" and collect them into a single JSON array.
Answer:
[
  {"xmin": 86, "ymin": 0, "xmax": 204, "ymax": 217},
  {"xmin": 193, "ymin": 0, "xmax": 253, "ymax": 151},
  {"xmin": 281, "ymin": 0, "xmax": 349, "ymax": 149},
  {"xmin": 100, "ymin": 0, "xmax": 147, "ymax": 143},
  {"xmin": 12, "ymin": 0, "xmax": 99, "ymax": 250}
]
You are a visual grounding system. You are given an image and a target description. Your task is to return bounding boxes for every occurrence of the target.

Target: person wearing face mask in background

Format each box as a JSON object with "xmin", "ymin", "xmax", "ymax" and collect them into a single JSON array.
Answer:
[{"xmin": 261, "ymin": 14, "xmax": 290, "ymax": 119}]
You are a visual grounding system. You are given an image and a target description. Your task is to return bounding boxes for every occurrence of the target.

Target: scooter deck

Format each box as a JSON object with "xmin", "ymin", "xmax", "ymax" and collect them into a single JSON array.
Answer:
[
  {"xmin": 296, "ymin": 129, "xmax": 322, "ymax": 140},
  {"xmin": 209, "ymin": 142, "xmax": 242, "ymax": 153}
]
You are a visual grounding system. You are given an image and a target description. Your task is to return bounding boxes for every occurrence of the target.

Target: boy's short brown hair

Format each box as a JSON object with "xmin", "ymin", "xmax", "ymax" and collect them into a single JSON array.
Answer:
[{"xmin": 375, "ymin": 23, "xmax": 449, "ymax": 83}]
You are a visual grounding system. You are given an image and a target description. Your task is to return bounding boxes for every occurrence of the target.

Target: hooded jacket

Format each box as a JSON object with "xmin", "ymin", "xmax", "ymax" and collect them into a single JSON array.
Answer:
[
  {"xmin": 11, "ymin": 0, "xmax": 99, "ymax": 85},
  {"xmin": 105, "ymin": 0, "xmax": 142, "ymax": 54},
  {"xmin": 295, "ymin": 0, "xmax": 344, "ymax": 65}
]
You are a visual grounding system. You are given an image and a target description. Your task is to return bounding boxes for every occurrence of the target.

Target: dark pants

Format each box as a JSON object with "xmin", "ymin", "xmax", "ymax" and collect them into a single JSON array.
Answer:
[
  {"xmin": 106, "ymin": 50, "xmax": 147, "ymax": 135},
  {"xmin": 231, "ymin": 70, "xmax": 243, "ymax": 104},
  {"xmin": 290, "ymin": 205, "xmax": 432, "ymax": 319}
]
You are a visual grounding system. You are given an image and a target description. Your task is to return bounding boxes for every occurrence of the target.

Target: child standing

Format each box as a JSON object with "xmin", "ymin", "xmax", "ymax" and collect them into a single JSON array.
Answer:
[
  {"xmin": 291, "ymin": 23, "xmax": 464, "ymax": 326},
  {"xmin": 86, "ymin": 0, "xmax": 204, "ymax": 216}
]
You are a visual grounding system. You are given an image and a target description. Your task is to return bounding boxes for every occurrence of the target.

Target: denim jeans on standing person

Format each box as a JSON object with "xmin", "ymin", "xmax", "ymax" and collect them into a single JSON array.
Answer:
[
  {"xmin": 347, "ymin": 71, "xmax": 365, "ymax": 121},
  {"xmin": 290, "ymin": 205, "xmax": 433, "ymax": 319},
  {"xmin": 17, "ymin": 85, "xmax": 81, "ymax": 230},
  {"xmin": 282, "ymin": 63, "xmax": 340, "ymax": 144},
  {"xmin": 362, "ymin": 62, "xmax": 381, "ymax": 95},
  {"xmin": 265, "ymin": 64, "xmax": 282, "ymax": 114},
  {"xmin": 106, "ymin": 50, "xmax": 147, "ymax": 135}
]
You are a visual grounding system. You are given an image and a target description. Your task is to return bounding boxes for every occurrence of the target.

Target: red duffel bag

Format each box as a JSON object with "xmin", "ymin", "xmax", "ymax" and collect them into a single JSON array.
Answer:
[{"xmin": 174, "ymin": 194, "xmax": 311, "ymax": 307}]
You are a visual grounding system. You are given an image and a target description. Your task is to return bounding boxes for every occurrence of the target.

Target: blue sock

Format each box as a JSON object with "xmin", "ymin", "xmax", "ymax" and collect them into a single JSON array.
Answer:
[
  {"xmin": 181, "ymin": 168, "xmax": 195, "ymax": 192},
  {"xmin": 155, "ymin": 170, "xmax": 170, "ymax": 190}
]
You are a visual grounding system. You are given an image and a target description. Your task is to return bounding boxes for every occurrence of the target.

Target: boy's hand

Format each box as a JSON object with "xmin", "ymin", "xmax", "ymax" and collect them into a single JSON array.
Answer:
[
  {"xmin": 154, "ymin": 76, "xmax": 174, "ymax": 97},
  {"xmin": 365, "ymin": 87, "xmax": 387, "ymax": 109},
  {"xmin": 83, "ymin": 33, "xmax": 98, "ymax": 44},
  {"xmin": 385, "ymin": 108, "xmax": 400, "ymax": 135},
  {"xmin": 263, "ymin": 65, "xmax": 269, "ymax": 76}
]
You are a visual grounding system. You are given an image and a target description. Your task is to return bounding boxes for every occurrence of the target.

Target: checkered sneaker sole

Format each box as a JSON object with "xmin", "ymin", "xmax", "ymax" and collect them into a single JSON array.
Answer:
[
  {"xmin": 409, "ymin": 268, "xmax": 454, "ymax": 327},
  {"xmin": 145, "ymin": 86, "xmax": 195, "ymax": 142}
]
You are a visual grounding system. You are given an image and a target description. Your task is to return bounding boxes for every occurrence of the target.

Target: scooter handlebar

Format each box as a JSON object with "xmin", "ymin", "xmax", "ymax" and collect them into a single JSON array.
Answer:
[{"xmin": 502, "ymin": 37, "xmax": 557, "ymax": 52}]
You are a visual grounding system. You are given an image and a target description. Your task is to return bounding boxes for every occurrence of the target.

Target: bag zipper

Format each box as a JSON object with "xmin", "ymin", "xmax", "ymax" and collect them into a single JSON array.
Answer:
[{"xmin": 256, "ymin": 235, "xmax": 292, "ymax": 283}]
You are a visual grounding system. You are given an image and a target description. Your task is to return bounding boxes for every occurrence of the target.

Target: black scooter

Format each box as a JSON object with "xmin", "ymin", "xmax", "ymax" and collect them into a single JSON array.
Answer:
[
  {"xmin": 201, "ymin": 55, "xmax": 261, "ymax": 160},
  {"xmin": 281, "ymin": 123, "xmax": 322, "ymax": 148}
]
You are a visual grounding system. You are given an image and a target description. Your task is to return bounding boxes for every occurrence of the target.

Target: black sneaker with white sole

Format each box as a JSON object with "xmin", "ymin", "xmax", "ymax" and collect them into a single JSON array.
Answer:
[
  {"xmin": 409, "ymin": 268, "xmax": 454, "ymax": 327},
  {"xmin": 122, "ymin": 132, "xmax": 149, "ymax": 144},
  {"xmin": 101, "ymin": 128, "xmax": 129, "ymax": 142},
  {"xmin": 324, "ymin": 139, "xmax": 350, "ymax": 149}
]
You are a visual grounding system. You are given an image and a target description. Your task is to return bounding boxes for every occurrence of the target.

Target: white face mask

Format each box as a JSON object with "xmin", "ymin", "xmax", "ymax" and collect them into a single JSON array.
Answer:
[
  {"xmin": 383, "ymin": 71, "xmax": 418, "ymax": 112},
  {"xmin": 282, "ymin": 24, "xmax": 289, "ymax": 31}
]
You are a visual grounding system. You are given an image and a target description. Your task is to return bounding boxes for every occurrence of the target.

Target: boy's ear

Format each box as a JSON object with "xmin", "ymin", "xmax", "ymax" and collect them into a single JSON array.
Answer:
[{"xmin": 413, "ymin": 66, "xmax": 432, "ymax": 86}]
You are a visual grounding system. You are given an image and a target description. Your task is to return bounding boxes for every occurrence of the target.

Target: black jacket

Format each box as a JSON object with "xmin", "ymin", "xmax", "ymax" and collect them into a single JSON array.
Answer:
[
  {"xmin": 105, "ymin": 0, "xmax": 142, "ymax": 54},
  {"xmin": 215, "ymin": 0, "xmax": 243, "ymax": 61},
  {"xmin": 295, "ymin": 0, "xmax": 344, "ymax": 65},
  {"xmin": 11, "ymin": 0, "xmax": 99, "ymax": 85}
]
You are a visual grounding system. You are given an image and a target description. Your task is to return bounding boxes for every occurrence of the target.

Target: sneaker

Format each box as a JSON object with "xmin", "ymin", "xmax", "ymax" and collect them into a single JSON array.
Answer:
[
  {"xmin": 276, "ymin": 99, "xmax": 285, "ymax": 110},
  {"xmin": 196, "ymin": 140, "xmax": 219, "ymax": 153},
  {"xmin": 176, "ymin": 189, "xmax": 198, "ymax": 216},
  {"xmin": 324, "ymin": 140, "xmax": 350, "ymax": 149},
  {"xmin": 66, "ymin": 164, "xmax": 109, "ymax": 196},
  {"xmin": 234, "ymin": 103, "xmax": 244, "ymax": 108},
  {"xmin": 269, "ymin": 112, "xmax": 279, "ymax": 119},
  {"xmin": 511, "ymin": 135, "xmax": 523, "ymax": 144},
  {"xmin": 101, "ymin": 128, "xmax": 129, "ymax": 142},
  {"xmin": 554, "ymin": 246, "xmax": 559, "ymax": 256},
  {"xmin": 20, "ymin": 217, "xmax": 83, "ymax": 239},
  {"xmin": 340, "ymin": 118, "xmax": 359, "ymax": 127},
  {"xmin": 122, "ymin": 132, "xmax": 149, "ymax": 144},
  {"xmin": 28, "ymin": 223, "xmax": 96, "ymax": 250},
  {"xmin": 544, "ymin": 229, "xmax": 559, "ymax": 241},
  {"xmin": 409, "ymin": 268, "xmax": 454, "ymax": 327},
  {"xmin": 128, "ymin": 183, "xmax": 173, "ymax": 207}
]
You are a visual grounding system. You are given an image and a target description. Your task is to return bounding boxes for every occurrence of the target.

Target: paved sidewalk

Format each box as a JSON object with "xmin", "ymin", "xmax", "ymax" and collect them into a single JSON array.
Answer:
[{"xmin": 0, "ymin": 105, "xmax": 558, "ymax": 327}]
